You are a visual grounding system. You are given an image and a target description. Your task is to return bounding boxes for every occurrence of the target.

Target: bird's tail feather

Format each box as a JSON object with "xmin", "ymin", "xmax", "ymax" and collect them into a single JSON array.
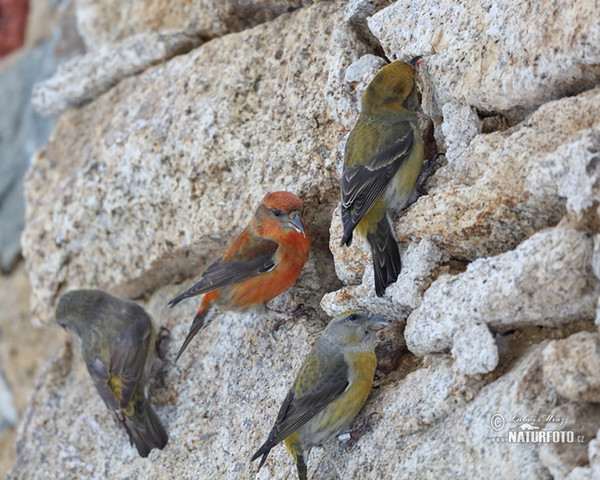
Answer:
[
  {"xmin": 123, "ymin": 394, "xmax": 168, "ymax": 458},
  {"xmin": 340, "ymin": 205, "xmax": 355, "ymax": 247},
  {"xmin": 175, "ymin": 311, "xmax": 208, "ymax": 361},
  {"xmin": 367, "ymin": 214, "xmax": 401, "ymax": 297},
  {"xmin": 296, "ymin": 454, "xmax": 308, "ymax": 480},
  {"xmin": 251, "ymin": 443, "xmax": 272, "ymax": 471}
]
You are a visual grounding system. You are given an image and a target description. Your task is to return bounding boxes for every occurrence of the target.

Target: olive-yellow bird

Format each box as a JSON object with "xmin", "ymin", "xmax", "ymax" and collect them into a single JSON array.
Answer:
[
  {"xmin": 252, "ymin": 310, "xmax": 388, "ymax": 480},
  {"xmin": 341, "ymin": 58, "xmax": 424, "ymax": 296},
  {"xmin": 56, "ymin": 289, "xmax": 168, "ymax": 457}
]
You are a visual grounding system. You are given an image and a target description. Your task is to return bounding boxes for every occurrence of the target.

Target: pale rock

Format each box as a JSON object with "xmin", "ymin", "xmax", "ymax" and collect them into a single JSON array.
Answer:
[
  {"xmin": 75, "ymin": 0, "xmax": 310, "ymax": 52},
  {"xmin": 395, "ymin": 88, "xmax": 600, "ymax": 261},
  {"xmin": 405, "ymin": 226, "xmax": 599, "ymax": 372},
  {"xmin": 538, "ymin": 403, "xmax": 600, "ymax": 480},
  {"xmin": 22, "ymin": 3, "xmax": 370, "ymax": 324},
  {"xmin": 441, "ymin": 102, "xmax": 482, "ymax": 163},
  {"xmin": 589, "ymin": 430, "xmax": 600, "ymax": 479},
  {"xmin": 343, "ymin": 0, "xmax": 393, "ymax": 25},
  {"xmin": 542, "ymin": 332, "xmax": 600, "ymax": 403},
  {"xmin": 330, "ymin": 343, "xmax": 568, "ymax": 479},
  {"xmin": 451, "ymin": 322, "xmax": 498, "ymax": 375},
  {"xmin": 528, "ymin": 128, "xmax": 600, "ymax": 215},
  {"xmin": 368, "ymin": 0, "xmax": 600, "ymax": 120},
  {"xmin": 566, "ymin": 468, "xmax": 593, "ymax": 480},
  {"xmin": 32, "ymin": 31, "xmax": 205, "ymax": 116},
  {"xmin": 321, "ymin": 237, "xmax": 449, "ymax": 320},
  {"xmin": 328, "ymin": 204, "xmax": 370, "ymax": 285}
]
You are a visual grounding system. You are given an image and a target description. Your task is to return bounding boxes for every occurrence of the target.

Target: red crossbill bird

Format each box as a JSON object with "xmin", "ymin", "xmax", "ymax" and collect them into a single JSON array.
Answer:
[
  {"xmin": 252, "ymin": 310, "xmax": 388, "ymax": 480},
  {"xmin": 341, "ymin": 58, "xmax": 424, "ymax": 296},
  {"xmin": 168, "ymin": 191, "xmax": 311, "ymax": 360},
  {"xmin": 55, "ymin": 289, "xmax": 168, "ymax": 457}
]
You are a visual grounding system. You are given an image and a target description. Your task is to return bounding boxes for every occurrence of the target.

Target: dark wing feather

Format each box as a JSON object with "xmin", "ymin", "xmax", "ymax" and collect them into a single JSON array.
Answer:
[
  {"xmin": 108, "ymin": 313, "xmax": 152, "ymax": 409},
  {"xmin": 341, "ymin": 128, "xmax": 414, "ymax": 244},
  {"xmin": 87, "ymin": 355, "xmax": 119, "ymax": 410},
  {"xmin": 252, "ymin": 352, "xmax": 349, "ymax": 463},
  {"xmin": 168, "ymin": 240, "xmax": 278, "ymax": 307}
]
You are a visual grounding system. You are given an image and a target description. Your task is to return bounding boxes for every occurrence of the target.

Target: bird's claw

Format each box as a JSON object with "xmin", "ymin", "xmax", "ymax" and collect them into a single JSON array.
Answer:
[
  {"xmin": 156, "ymin": 326, "xmax": 171, "ymax": 361},
  {"xmin": 415, "ymin": 155, "xmax": 442, "ymax": 196},
  {"xmin": 338, "ymin": 413, "xmax": 377, "ymax": 449},
  {"xmin": 291, "ymin": 304, "xmax": 316, "ymax": 319},
  {"xmin": 269, "ymin": 304, "xmax": 315, "ymax": 338}
]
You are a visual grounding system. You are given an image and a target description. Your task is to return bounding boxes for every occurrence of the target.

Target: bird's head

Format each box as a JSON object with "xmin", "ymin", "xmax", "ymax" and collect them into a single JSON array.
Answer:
[
  {"xmin": 323, "ymin": 310, "xmax": 389, "ymax": 351},
  {"xmin": 253, "ymin": 191, "xmax": 308, "ymax": 240},
  {"xmin": 361, "ymin": 60, "xmax": 419, "ymax": 115},
  {"xmin": 55, "ymin": 289, "xmax": 105, "ymax": 336}
]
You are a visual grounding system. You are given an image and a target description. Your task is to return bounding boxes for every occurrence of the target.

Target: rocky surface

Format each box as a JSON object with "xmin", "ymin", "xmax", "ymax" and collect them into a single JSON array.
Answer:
[
  {"xmin": 23, "ymin": 2, "xmax": 369, "ymax": 325},
  {"xmin": 369, "ymin": 0, "xmax": 600, "ymax": 121},
  {"xmin": 33, "ymin": 0, "xmax": 315, "ymax": 116},
  {"xmin": 5, "ymin": 0, "xmax": 600, "ymax": 478}
]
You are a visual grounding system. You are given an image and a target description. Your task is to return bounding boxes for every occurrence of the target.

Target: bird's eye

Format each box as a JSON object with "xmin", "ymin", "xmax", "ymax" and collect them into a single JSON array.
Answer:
[
  {"xmin": 347, "ymin": 313, "xmax": 357, "ymax": 321},
  {"xmin": 272, "ymin": 209, "xmax": 282, "ymax": 217}
]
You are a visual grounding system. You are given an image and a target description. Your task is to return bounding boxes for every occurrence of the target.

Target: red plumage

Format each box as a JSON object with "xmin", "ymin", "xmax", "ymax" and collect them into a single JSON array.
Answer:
[{"xmin": 169, "ymin": 191, "xmax": 311, "ymax": 360}]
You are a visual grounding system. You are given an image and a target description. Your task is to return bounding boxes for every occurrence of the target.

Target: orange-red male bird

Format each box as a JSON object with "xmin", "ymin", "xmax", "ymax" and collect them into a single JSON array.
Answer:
[{"xmin": 168, "ymin": 191, "xmax": 311, "ymax": 360}]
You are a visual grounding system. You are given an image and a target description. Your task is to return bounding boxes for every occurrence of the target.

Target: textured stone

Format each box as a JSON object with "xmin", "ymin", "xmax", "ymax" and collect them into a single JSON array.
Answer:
[
  {"xmin": 441, "ymin": 102, "xmax": 482, "ymax": 163},
  {"xmin": 542, "ymin": 332, "xmax": 600, "ymax": 404},
  {"xmin": 538, "ymin": 403, "xmax": 600, "ymax": 480},
  {"xmin": 369, "ymin": 0, "xmax": 600, "ymax": 120},
  {"xmin": 32, "ymin": 31, "xmax": 205, "ymax": 116},
  {"xmin": 75, "ymin": 0, "xmax": 311, "ymax": 52},
  {"xmin": 395, "ymin": 87, "xmax": 600, "ymax": 261},
  {"xmin": 12, "ymin": 0, "xmax": 600, "ymax": 478},
  {"xmin": 322, "ymin": 237, "xmax": 449, "ymax": 320},
  {"xmin": 405, "ymin": 226, "xmax": 599, "ymax": 373},
  {"xmin": 22, "ymin": 2, "xmax": 370, "ymax": 324}
]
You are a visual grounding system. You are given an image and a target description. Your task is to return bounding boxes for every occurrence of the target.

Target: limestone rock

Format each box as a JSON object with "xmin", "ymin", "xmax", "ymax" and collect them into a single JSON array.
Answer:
[
  {"xmin": 32, "ymin": 31, "xmax": 205, "ymax": 116},
  {"xmin": 538, "ymin": 403, "xmax": 600, "ymax": 480},
  {"xmin": 22, "ymin": 2, "xmax": 370, "ymax": 324},
  {"xmin": 441, "ymin": 102, "xmax": 482, "ymax": 163},
  {"xmin": 542, "ymin": 332, "xmax": 600, "ymax": 404},
  {"xmin": 405, "ymin": 226, "xmax": 599, "ymax": 373},
  {"xmin": 322, "ymin": 237, "xmax": 449, "ymax": 320},
  {"xmin": 395, "ymin": 87, "xmax": 600, "ymax": 261},
  {"xmin": 75, "ymin": 0, "xmax": 311, "ymax": 52},
  {"xmin": 368, "ymin": 0, "xmax": 600, "ymax": 120}
]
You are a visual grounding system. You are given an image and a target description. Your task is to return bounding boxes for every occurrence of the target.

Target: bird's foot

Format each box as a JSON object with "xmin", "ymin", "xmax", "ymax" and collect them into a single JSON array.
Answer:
[
  {"xmin": 337, "ymin": 413, "xmax": 376, "ymax": 449},
  {"xmin": 415, "ymin": 154, "xmax": 443, "ymax": 197},
  {"xmin": 269, "ymin": 304, "xmax": 316, "ymax": 336},
  {"xmin": 156, "ymin": 326, "xmax": 171, "ymax": 361}
]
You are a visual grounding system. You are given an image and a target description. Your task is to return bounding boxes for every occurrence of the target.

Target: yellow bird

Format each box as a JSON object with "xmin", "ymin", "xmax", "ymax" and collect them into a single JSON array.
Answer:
[
  {"xmin": 252, "ymin": 310, "xmax": 388, "ymax": 479},
  {"xmin": 341, "ymin": 58, "xmax": 424, "ymax": 296},
  {"xmin": 56, "ymin": 289, "xmax": 168, "ymax": 457}
]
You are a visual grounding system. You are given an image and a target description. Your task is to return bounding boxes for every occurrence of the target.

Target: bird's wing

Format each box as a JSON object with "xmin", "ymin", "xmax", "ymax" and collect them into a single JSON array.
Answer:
[
  {"xmin": 86, "ymin": 308, "xmax": 152, "ymax": 410},
  {"xmin": 341, "ymin": 122, "xmax": 414, "ymax": 237},
  {"xmin": 168, "ymin": 236, "xmax": 279, "ymax": 307},
  {"xmin": 107, "ymin": 311, "xmax": 152, "ymax": 409},
  {"xmin": 256, "ymin": 351, "xmax": 349, "ymax": 453}
]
